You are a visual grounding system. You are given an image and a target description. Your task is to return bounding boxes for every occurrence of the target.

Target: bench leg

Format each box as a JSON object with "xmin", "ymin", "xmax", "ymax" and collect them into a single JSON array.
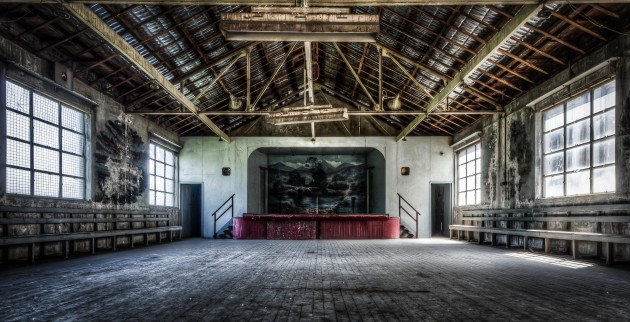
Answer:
[
  {"xmin": 145, "ymin": 233, "xmax": 149, "ymax": 246},
  {"xmin": 29, "ymin": 243, "xmax": 35, "ymax": 263},
  {"xmin": 491, "ymin": 233, "xmax": 496, "ymax": 246},
  {"xmin": 572, "ymin": 240, "xmax": 577, "ymax": 259},
  {"xmin": 605, "ymin": 242, "xmax": 614, "ymax": 265},
  {"xmin": 545, "ymin": 238, "xmax": 551, "ymax": 254},
  {"xmin": 179, "ymin": 230, "xmax": 182, "ymax": 240},
  {"xmin": 169, "ymin": 231, "xmax": 173, "ymax": 242},
  {"xmin": 478, "ymin": 232, "xmax": 483, "ymax": 244},
  {"xmin": 158, "ymin": 232, "xmax": 162, "ymax": 244},
  {"xmin": 91, "ymin": 238, "xmax": 96, "ymax": 255},
  {"xmin": 64, "ymin": 240, "xmax": 70, "ymax": 259},
  {"xmin": 112, "ymin": 237, "xmax": 117, "ymax": 251},
  {"xmin": 524, "ymin": 236, "xmax": 528, "ymax": 251},
  {"xmin": 131, "ymin": 235, "xmax": 134, "ymax": 249}
]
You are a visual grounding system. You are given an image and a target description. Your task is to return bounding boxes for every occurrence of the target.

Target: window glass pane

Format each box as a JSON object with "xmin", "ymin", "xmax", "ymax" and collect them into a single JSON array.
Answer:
[
  {"xmin": 566, "ymin": 145, "xmax": 590, "ymax": 171},
  {"xmin": 34, "ymin": 120, "xmax": 59, "ymax": 148},
  {"xmin": 7, "ymin": 139, "xmax": 30, "ymax": 168},
  {"xmin": 166, "ymin": 179, "xmax": 174, "ymax": 193},
  {"xmin": 543, "ymin": 128, "xmax": 564, "ymax": 153},
  {"xmin": 165, "ymin": 165, "xmax": 174, "ymax": 180},
  {"xmin": 593, "ymin": 165, "xmax": 615, "ymax": 193},
  {"xmin": 475, "ymin": 174, "xmax": 480, "ymax": 189},
  {"xmin": 34, "ymin": 146, "xmax": 59, "ymax": 173},
  {"xmin": 475, "ymin": 144, "xmax": 480, "ymax": 159},
  {"xmin": 62, "ymin": 130, "xmax": 84, "ymax": 155},
  {"xmin": 566, "ymin": 92, "xmax": 590, "ymax": 123},
  {"xmin": 566, "ymin": 171, "xmax": 590, "ymax": 196},
  {"xmin": 458, "ymin": 164, "xmax": 466, "ymax": 178},
  {"xmin": 156, "ymin": 162, "xmax": 165, "ymax": 177},
  {"xmin": 459, "ymin": 193, "xmax": 466, "ymax": 205},
  {"xmin": 543, "ymin": 151, "xmax": 564, "ymax": 176},
  {"xmin": 593, "ymin": 80, "xmax": 615, "ymax": 113},
  {"xmin": 61, "ymin": 106, "xmax": 84, "ymax": 132},
  {"xmin": 466, "ymin": 176, "xmax": 475, "ymax": 190},
  {"xmin": 34, "ymin": 172, "xmax": 59, "ymax": 197},
  {"xmin": 6, "ymin": 167, "xmax": 31, "ymax": 195},
  {"xmin": 466, "ymin": 161, "xmax": 475, "ymax": 177},
  {"xmin": 149, "ymin": 160, "xmax": 155, "ymax": 174},
  {"xmin": 62, "ymin": 153, "xmax": 84, "ymax": 177},
  {"xmin": 458, "ymin": 178, "xmax": 466, "ymax": 192},
  {"xmin": 62, "ymin": 177, "xmax": 84, "ymax": 199},
  {"xmin": 149, "ymin": 175, "xmax": 155, "ymax": 190},
  {"xmin": 566, "ymin": 119, "xmax": 590, "ymax": 148},
  {"xmin": 156, "ymin": 176, "xmax": 165, "ymax": 191},
  {"xmin": 475, "ymin": 160, "xmax": 481, "ymax": 174},
  {"xmin": 150, "ymin": 143, "xmax": 155, "ymax": 159},
  {"xmin": 593, "ymin": 109, "xmax": 615, "ymax": 140},
  {"xmin": 33, "ymin": 93, "xmax": 59, "ymax": 124},
  {"xmin": 593, "ymin": 138, "xmax": 615, "ymax": 166},
  {"xmin": 156, "ymin": 146, "xmax": 164, "ymax": 162},
  {"xmin": 6, "ymin": 110, "xmax": 30, "ymax": 141},
  {"xmin": 544, "ymin": 175, "xmax": 564, "ymax": 197},
  {"xmin": 165, "ymin": 193, "xmax": 174, "ymax": 207},
  {"xmin": 543, "ymin": 105, "xmax": 563, "ymax": 132},
  {"xmin": 458, "ymin": 153, "xmax": 466, "ymax": 165},
  {"xmin": 466, "ymin": 191, "xmax": 475, "ymax": 205},
  {"xmin": 149, "ymin": 190, "xmax": 155, "ymax": 205},
  {"xmin": 6, "ymin": 81, "xmax": 30, "ymax": 113},
  {"xmin": 165, "ymin": 150, "xmax": 174, "ymax": 165},
  {"xmin": 156, "ymin": 192, "xmax": 165, "ymax": 206},
  {"xmin": 465, "ymin": 146, "xmax": 475, "ymax": 163},
  {"xmin": 475, "ymin": 189, "xmax": 481, "ymax": 204}
]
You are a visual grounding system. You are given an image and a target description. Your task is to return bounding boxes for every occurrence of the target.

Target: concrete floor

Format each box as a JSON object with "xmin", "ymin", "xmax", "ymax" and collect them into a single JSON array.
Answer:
[{"xmin": 1, "ymin": 239, "xmax": 629, "ymax": 321}]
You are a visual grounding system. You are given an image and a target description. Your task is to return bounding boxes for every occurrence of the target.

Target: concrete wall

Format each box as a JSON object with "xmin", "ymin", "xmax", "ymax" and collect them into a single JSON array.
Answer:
[
  {"xmin": 367, "ymin": 149, "xmax": 386, "ymax": 213},
  {"xmin": 179, "ymin": 136, "xmax": 454, "ymax": 238}
]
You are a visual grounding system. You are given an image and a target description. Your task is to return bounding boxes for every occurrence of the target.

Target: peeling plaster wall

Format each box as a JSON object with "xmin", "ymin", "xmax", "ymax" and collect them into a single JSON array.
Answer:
[
  {"xmin": 453, "ymin": 34, "xmax": 630, "ymax": 260},
  {"xmin": 0, "ymin": 35, "xmax": 179, "ymax": 261},
  {"xmin": 179, "ymin": 136, "xmax": 453, "ymax": 238}
]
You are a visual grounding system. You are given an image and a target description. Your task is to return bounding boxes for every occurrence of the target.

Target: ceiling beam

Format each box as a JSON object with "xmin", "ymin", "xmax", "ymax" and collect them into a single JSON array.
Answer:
[
  {"xmin": 131, "ymin": 110, "xmax": 504, "ymax": 116},
  {"xmin": 62, "ymin": 3, "xmax": 230, "ymax": 142},
  {"xmin": 7, "ymin": 0, "xmax": 630, "ymax": 5},
  {"xmin": 395, "ymin": 4, "xmax": 541, "ymax": 141}
]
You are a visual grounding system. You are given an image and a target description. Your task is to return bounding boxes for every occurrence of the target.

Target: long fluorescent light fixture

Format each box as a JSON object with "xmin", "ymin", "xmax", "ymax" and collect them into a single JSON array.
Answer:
[
  {"xmin": 220, "ymin": 7, "xmax": 379, "ymax": 42},
  {"xmin": 267, "ymin": 105, "xmax": 349, "ymax": 125}
]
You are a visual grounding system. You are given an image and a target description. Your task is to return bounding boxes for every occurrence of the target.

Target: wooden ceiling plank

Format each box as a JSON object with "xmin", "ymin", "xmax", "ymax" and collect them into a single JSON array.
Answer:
[
  {"xmin": 396, "ymin": 4, "xmax": 541, "ymax": 141},
  {"xmin": 63, "ymin": 2, "xmax": 230, "ymax": 142}
]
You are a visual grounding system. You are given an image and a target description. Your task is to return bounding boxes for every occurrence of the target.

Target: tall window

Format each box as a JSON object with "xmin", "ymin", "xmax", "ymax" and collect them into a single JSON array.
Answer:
[
  {"xmin": 542, "ymin": 80, "xmax": 615, "ymax": 197},
  {"xmin": 148, "ymin": 142, "xmax": 175, "ymax": 206},
  {"xmin": 5, "ymin": 81, "xmax": 87, "ymax": 199},
  {"xmin": 457, "ymin": 142, "xmax": 481, "ymax": 205}
]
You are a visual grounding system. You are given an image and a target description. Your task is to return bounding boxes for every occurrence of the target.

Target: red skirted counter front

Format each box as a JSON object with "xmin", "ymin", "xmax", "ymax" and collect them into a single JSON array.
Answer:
[{"xmin": 233, "ymin": 214, "xmax": 400, "ymax": 240}]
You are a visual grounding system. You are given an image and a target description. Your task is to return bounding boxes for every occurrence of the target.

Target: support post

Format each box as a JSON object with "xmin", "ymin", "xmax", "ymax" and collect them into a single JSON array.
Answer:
[
  {"xmin": 605, "ymin": 242, "xmax": 614, "ymax": 265},
  {"xmin": 572, "ymin": 240, "xmax": 577, "ymax": 259},
  {"xmin": 112, "ymin": 237, "xmax": 116, "ymax": 251},
  {"xmin": 29, "ymin": 243, "xmax": 35, "ymax": 263},
  {"xmin": 524, "ymin": 236, "xmax": 528, "ymax": 251},
  {"xmin": 545, "ymin": 238, "xmax": 551, "ymax": 254},
  {"xmin": 91, "ymin": 238, "xmax": 95, "ymax": 255},
  {"xmin": 65, "ymin": 240, "xmax": 70, "ymax": 258}
]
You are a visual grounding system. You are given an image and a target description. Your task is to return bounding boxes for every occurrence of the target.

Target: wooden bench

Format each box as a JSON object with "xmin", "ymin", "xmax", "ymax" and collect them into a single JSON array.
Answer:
[
  {"xmin": 449, "ymin": 204, "xmax": 630, "ymax": 264},
  {"xmin": 1, "ymin": 206, "xmax": 182, "ymax": 263}
]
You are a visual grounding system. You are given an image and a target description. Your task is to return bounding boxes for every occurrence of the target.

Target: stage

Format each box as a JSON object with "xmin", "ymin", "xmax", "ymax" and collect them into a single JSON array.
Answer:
[{"xmin": 233, "ymin": 214, "xmax": 399, "ymax": 239}]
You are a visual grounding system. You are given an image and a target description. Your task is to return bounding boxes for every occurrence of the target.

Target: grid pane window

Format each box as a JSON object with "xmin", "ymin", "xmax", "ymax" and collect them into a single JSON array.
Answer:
[
  {"xmin": 4, "ymin": 81, "xmax": 87, "ymax": 199},
  {"xmin": 541, "ymin": 80, "xmax": 616, "ymax": 197},
  {"xmin": 457, "ymin": 142, "xmax": 481, "ymax": 206},
  {"xmin": 148, "ymin": 142, "xmax": 176, "ymax": 207}
]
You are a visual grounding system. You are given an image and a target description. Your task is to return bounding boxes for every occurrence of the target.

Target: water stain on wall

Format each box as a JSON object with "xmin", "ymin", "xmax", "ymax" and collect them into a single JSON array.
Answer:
[{"xmin": 94, "ymin": 119, "xmax": 147, "ymax": 205}]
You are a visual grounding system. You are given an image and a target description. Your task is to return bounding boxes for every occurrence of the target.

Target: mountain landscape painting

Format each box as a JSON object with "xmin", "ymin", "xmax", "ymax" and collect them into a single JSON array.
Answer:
[{"xmin": 267, "ymin": 155, "xmax": 367, "ymax": 214}]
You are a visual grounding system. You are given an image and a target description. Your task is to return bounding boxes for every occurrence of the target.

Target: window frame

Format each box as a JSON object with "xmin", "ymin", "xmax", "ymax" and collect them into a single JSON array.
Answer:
[
  {"xmin": 3, "ymin": 79, "xmax": 90, "ymax": 200},
  {"xmin": 539, "ymin": 79, "xmax": 616, "ymax": 199},
  {"xmin": 456, "ymin": 141, "xmax": 482, "ymax": 206},
  {"xmin": 148, "ymin": 141, "xmax": 177, "ymax": 207}
]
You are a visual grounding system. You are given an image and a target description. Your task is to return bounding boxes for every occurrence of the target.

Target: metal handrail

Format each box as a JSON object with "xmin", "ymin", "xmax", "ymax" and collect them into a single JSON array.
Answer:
[
  {"xmin": 212, "ymin": 194, "xmax": 235, "ymax": 239},
  {"xmin": 398, "ymin": 193, "xmax": 420, "ymax": 239}
]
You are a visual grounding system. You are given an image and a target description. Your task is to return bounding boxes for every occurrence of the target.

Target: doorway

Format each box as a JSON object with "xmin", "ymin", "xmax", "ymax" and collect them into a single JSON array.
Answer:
[
  {"xmin": 180, "ymin": 184, "xmax": 202, "ymax": 238},
  {"xmin": 430, "ymin": 183, "xmax": 452, "ymax": 237}
]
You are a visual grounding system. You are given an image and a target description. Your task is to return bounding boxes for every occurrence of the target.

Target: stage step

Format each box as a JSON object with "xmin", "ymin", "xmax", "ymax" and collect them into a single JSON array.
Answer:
[{"xmin": 218, "ymin": 225, "xmax": 234, "ymax": 239}]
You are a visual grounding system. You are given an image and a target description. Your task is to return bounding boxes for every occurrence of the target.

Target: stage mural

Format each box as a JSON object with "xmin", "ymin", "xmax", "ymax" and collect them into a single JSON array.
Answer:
[{"xmin": 268, "ymin": 155, "xmax": 367, "ymax": 214}]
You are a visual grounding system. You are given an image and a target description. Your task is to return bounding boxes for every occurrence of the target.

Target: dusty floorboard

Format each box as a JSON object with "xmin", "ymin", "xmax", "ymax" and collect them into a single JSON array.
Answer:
[{"xmin": 1, "ymin": 239, "xmax": 629, "ymax": 321}]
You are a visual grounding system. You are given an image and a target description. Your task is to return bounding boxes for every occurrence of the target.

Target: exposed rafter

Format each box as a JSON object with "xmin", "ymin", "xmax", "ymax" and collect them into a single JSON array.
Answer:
[
  {"xmin": 395, "ymin": 4, "xmax": 541, "ymax": 141},
  {"xmin": 5, "ymin": 0, "xmax": 630, "ymax": 5},
  {"xmin": 62, "ymin": 2, "xmax": 231, "ymax": 142}
]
